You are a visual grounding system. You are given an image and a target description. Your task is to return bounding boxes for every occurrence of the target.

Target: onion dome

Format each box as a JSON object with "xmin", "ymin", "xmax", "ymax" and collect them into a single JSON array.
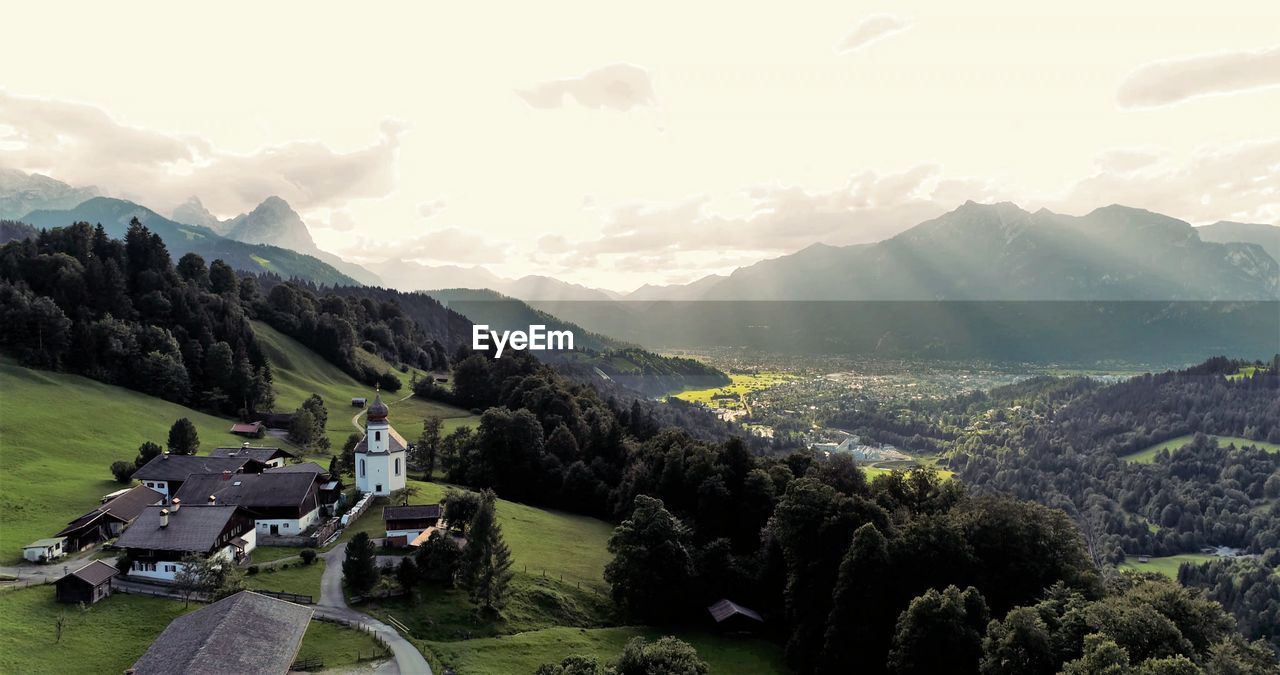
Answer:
[{"xmin": 368, "ymin": 391, "xmax": 389, "ymax": 422}]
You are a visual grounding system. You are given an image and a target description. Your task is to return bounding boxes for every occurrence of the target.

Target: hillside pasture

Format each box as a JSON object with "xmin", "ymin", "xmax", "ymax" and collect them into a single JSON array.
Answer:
[
  {"xmin": 673, "ymin": 371, "xmax": 793, "ymax": 411},
  {"xmin": 1122, "ymin": 434, "xmax": 1280, "ymax": 464},
  {"xmin": 1118, "ymin": 553, "xmax": 1216, "ymax": 578}
]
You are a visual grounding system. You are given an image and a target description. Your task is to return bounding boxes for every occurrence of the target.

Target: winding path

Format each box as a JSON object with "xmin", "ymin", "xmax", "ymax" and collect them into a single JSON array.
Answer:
[{"xmin": 316, "ymin": 543, "xmax": 432, "ymax": 675}]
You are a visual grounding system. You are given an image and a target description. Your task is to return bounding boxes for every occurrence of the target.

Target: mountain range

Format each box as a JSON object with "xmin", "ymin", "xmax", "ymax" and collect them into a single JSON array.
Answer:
[{"xmin": 19, "ymin": 197, "xmax": 360, "ymax": 286}]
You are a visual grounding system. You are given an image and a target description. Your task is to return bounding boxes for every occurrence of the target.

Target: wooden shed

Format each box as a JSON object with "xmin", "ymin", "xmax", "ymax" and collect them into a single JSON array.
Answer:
[{"xmin": 55, "ymin": 560, "xmax": 119, "ymax": 605}]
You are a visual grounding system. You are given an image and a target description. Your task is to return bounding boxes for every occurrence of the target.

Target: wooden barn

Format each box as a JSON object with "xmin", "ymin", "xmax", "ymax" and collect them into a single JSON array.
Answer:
[
  {"xmin": 707, "ymin": 598, "xmax": 765, "ymax": 633},
  {"xmin": 55, "ymin": 560, "xmax": 119, "ymax": 605}
]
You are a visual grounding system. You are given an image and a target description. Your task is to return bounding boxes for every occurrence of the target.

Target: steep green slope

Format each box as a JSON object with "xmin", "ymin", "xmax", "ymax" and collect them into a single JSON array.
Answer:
[
  {"xmin": 251, "ymin": 321, "xmax": 478, "ymax": 449},
  {"xmin": 0, "ymin": 360, "xmax": 248, "ymax": 563}
]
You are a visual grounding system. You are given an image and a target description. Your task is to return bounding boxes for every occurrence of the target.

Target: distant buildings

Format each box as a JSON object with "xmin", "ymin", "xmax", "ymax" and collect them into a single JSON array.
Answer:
[{"xmin": 114, "ymin": 503, "xmax": 256, "ymax": 582}]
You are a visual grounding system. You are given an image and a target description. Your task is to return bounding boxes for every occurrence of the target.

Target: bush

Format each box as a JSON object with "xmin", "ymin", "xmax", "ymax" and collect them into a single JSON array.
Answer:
[
  {"xmin": 300, "ymin": 549, "xmax": 317, "ymax": 565},
  {"xmin": 247, "ymin": 565, "xmax": 259, "ymax": 575},
  {"xmin": 110, "ymin": 460, "xmax": 136, "ymax": 484},
  {"xmin": 377, "ymin": 371, "xmax": 402, "ymax": 392}
]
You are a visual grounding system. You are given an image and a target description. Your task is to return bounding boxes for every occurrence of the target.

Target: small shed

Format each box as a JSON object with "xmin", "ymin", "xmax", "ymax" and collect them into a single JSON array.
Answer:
[
  {"xmin": 22, "ymin": 537, "xmax": 66, "ymax": 562},
  {"xmin": 229, "ymin": 421, "xmax": 265, "ymax": 437},
  {"xmin": 55, "ymin": 560, "xmax": 119, "ymax": 604},
  {"xmin": 707, "ymin": 598, "xmax": 765, "ymax": 632},
  {"xmin": 351, "ymin": 397, "xmax": 367, "ymax": 407}
]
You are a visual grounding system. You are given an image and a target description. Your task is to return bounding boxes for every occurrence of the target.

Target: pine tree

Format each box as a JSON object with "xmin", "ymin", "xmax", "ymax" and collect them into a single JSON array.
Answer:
[
  {"xmin": 343, "ymin": 532, "xmax": 379, "ymax": 595},
  {"xmin": 461, "ymin": 489, "xmax": 514, "ymax": 613},
  {"xmin": 167, "ymin": 418, "xmax": 199, "ymax": 455},
  {"xmin": 418, "ymin": 416, "xmax": 442, "ymax": 479}
]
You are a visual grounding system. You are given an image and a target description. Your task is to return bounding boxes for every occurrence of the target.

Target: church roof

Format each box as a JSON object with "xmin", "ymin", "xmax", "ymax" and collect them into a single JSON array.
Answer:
[{"xmin": 367, "ymin": 391, "xmax": 389, "ymax": 421}]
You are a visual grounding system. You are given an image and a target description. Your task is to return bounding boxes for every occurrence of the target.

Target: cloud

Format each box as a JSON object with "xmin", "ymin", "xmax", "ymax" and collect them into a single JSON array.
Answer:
[
  {"xmin": 1053, "ymin": 138, "xmax": 1280, "ymax": 224},
  {"xmin": 0, "ymin": 90, "xmax": 403, "ymax": 216},
  {"xmin": 313, "ymin": 209, "xmax": 360, "ymax": 232},
  {"xmin": 417, "ymin": 198, "xmax": 447, "ymax": 219},
  {"xmin": 340, "ymin": 226, "xmax": 511, "ymax": 265},
  {"xmin": 517, "ymin": 63, "xmax": 657, "ymax": 111},
  {"xmin": 834, "ymin": 14, "xmax": 911, "ymax": 54},
  {"xmin": 1117, "ymin": 46, "xmax": 1280, "ymax": 108}
]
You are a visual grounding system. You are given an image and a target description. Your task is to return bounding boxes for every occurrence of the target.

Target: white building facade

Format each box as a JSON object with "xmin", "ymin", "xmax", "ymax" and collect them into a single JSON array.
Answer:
[{"xmin": 354, "ymin": 392, "xmax": 407, "ymax": 497}]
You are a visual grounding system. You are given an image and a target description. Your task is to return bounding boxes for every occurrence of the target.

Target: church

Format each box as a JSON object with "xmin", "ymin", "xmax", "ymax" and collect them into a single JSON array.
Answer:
[{"xmin": 354, "ymin": 391, "xmax": 407, "ymax": 496}]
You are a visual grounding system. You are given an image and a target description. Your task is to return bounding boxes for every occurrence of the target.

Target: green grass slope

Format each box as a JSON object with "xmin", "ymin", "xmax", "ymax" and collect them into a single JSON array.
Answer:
[
  {"xmin": 1118, "ymin": 553, "xmax": 1216, "ymax": 578},
  {"xmin": 251, "ymin": 321, "xmax": 478, "ymax": 450},
  {"xmin": 0, "ymin": 360, "xmax": 248, "ymax": 563},
  {"xmin": 1122, "ymin": 434, "xmax": 1280, "ymax": 463}
]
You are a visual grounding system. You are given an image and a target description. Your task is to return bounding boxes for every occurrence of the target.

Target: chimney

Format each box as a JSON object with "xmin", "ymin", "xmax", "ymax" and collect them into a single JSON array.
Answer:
[
  {"xmin": 170, "ymin": 497, "xmax": 181, "ymax": 512},
  {"xmin": 208, "ymin": 495, "xmax": 217, "ymax": 505},
  {"xmin": 221, "ymin": 469, "xmax": 232, "ymax": 481},
  {"xmin": 159, "ymin": 508, "xmax": 169, "ymax": 528}
]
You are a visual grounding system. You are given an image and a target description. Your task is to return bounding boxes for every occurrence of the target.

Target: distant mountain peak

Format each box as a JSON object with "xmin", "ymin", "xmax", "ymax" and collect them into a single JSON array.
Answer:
[
  {"xmin": 0, "ymin": 168, "xmax": 101, "ymax": 220},
  {"xmin": 171, "ymin": 196, "xmax": 224, "ymax": 231}
]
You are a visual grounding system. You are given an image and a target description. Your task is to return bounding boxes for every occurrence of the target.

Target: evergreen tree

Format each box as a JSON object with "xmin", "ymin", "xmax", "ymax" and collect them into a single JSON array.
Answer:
[
  {"xmin": 418, "ymin": 416, "xmax": 443, "ymax": 479},
  {"xmin": 135, "ymin": 441, "xmax": 164, "ymax": 468},
  {"xmin": 604, "ymin": 495, "xmax": 696, "ymax": 621},
  {"xmin": 887, "ymin": 586, "xmax": 990, "ymax": 675},
  {"xmin": 342, "ymin": 532, "xmax": 379, "ymax": 595},
  {"xmin": 167, "ymin": 418, "xmax": 199, "ymax": 455},
  {"xmin": 819, "ymin": 523, "xmax": 894, "ymax": 674},
  {"xmin": 460, "ymin": 489, "xmax": 514, "ymax": 612}
]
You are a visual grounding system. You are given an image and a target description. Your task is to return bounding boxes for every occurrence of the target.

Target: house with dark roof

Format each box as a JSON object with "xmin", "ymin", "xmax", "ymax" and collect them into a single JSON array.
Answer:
[
  {"xmin": 384, "ymin": 504, "xmax": 442, "ymax": 542},
  {"xmin": 56, "ymin": 485, "xmax": 163, "ymax": 552},
  {"xmin": 55, "ymin": 560, "xmax": 119, "ymax": 605},
  {"xmin": 208, "ymin": 444, "xmax": 296, "ymax": 468},
  {"xmin": 131, "ymin": 591, "xmax": 313, "ymax": 675},
  {"xmin": 114, "ymin": 503, "xmax": 255, "ymax": 582},
  {"xmin": 132, "ymin": 454, "xmax": 268, "ymax": 499},
  {"xmin": 173, "ymin": 472, "xmax": 321, "ymax": 537},
  {"xmin": 707, "ymin": 598, "xmax": 765, "ymax": 632},
  {"xmin": 266, "ymin": 462, "xmax": 346, "ymax": 515}
]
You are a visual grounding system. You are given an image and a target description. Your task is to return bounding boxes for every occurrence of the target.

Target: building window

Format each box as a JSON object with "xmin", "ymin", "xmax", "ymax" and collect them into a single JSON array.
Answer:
[
  {"xmin": 359, "ymin": 459, "xmax": 366, "ymax": 477},
  {"xmin": 375, "ymin": 431, "xmax": 381, "ymax": 441},
  {"xmin": 283, "ymin": 523, "xmax": 289, "ymax": 529},
  {"xmin": 395, "ymin": 458, "xmax": 401, "ymax": 476}
]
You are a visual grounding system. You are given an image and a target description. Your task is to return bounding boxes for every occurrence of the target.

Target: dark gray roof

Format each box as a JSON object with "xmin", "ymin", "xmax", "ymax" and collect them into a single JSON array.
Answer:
[
  {"xmin": 384, "ymin": 504, "xmax": 442, "ymax": 521},
  {"xmin": 115, "ymin": 505, "xmax": 241, "ymax": 553},
  {"xmin": 708, "ymin": 598, "xmax": 764, "ymax": 623},
  {"xmin": 353, "ymin": 425, "xmax": 408, "ymax": 456},
  {"xmin": 265, "ymin": 461, "xmax": 327, "ymax": 475},
  {"xmin": 62, "ymin": 560, "xmax": 118, "ymax": 586},
  {"xmin": 173, "ymin": 473, "xmax": 318, "ymax": 510},
  {"xmin": 100, "ymin": 484, "xmax": 164, "ymax": 521},
  {"xmin": 207, "ymin": 446, "xmax": 296, "ymax": 463},
  {"xmin": 131, "ymin": 591, "xmax": 313, "ymax": 675},
  {"xmin": 133, "ymin": 455, "xmax": 261, "ymax": 483}
]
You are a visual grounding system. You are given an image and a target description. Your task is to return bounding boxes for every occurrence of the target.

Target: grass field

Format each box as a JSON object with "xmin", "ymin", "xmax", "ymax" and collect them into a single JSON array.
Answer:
[
  {"xmin": 673, "ymin": 372, "xmax": 793, "ymax": 411},
  {"xmin": 0, "ymin": 360, "xmax": 249, "ymax": 563},
  {"xmin": 246, "ymin": 559, "xmax": 326, "ymax": 598},
  {"xmin": 424, "ymin": 626, "xmax": 787, "ymax": 674},
  {"xmin": 251, "ymin": 321, "xmax": 478, "ymax": 451},
  {"xmin": 0, "ymin": 585, "xmax": 381, "ymax": 674},
  {"xmin": 1118, "ymin": 553, "xmax": 1216, "ymax": 578},
  {"xmin": 1121, "ymin": 434, "xmax": 1280, "ymax": 463},
  {"xmin": 1226, "ymin": 365, "xmax": 1269, "ymax": 381}
]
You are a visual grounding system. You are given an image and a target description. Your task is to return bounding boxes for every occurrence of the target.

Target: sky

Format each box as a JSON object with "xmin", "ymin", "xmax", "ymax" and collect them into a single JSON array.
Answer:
[{"xmin": 1, "ymin": 1, "xmax": 1278, "ymax": 292}]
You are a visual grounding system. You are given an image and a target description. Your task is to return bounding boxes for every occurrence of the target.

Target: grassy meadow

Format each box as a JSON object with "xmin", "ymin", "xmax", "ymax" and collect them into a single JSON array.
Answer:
[
  {"xmin": 1118, "ymin": 553, "xmax": 1216, "ymax": 578},
  {"xmin": 0, "ymin": 360, "xmax": 249, "ymax": 563},
  {"xmin": 425, "ymin": 625, "xmax": 788, "ymax": 674},
  {"xmin": 1122, "ymin": 434, "xmax": 1280, "ymax": 463},
  {"xmin": 673, "ymin": 372, "xmax": 793, "ymax": 411}
]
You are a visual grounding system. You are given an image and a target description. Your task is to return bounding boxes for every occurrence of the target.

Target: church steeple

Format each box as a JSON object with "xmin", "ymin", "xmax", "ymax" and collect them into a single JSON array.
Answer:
[{"xmin": 368, "ymin": 386, "xmax": 389, "ymax": 423}]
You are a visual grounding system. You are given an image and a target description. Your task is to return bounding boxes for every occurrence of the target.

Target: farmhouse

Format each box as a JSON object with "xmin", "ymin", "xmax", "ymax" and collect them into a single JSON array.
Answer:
[
  {"xmin": 55, "ymin": 560, "xmax": 119, "ymax": 605},
  {"xmin": 207, "ymin": 443, "xmax": 296, "ymax": 468},
  {"xmin": 384, "ymin": 504, "xmax": 442, "ymax": 542},
  {"xmin": 131, "ymin": 590, "xmax": 313, "ymax": 675},
  {"xmin": 353, "ymin": 392, "xmax": 407, "ymax": 497},
  {"xmin": 267, "ymin": 462, "xmax": 346, "ymax": 514},
  {"xmin": 55, "ymin": 484, "xmax": 163, "ymax": 552},
  {"xmin": 173, "ymin": 472, "xmax": 321, "ymax": 537},
  {"xmin": 114, "ymin": 503, "xmax": 256, "ymax": 582},
  {"xmin": 22, "ymin": 537, "xmax": 65, "ymax": 562},
  {"xmin": 132, "ymin": 454, "xmax": 268, "ymax": 498}
]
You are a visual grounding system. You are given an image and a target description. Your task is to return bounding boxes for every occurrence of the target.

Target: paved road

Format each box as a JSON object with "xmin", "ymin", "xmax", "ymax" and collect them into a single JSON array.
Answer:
[{"xmin": 318, "ymin": 543, "xmax": 432, "ymax": 675}]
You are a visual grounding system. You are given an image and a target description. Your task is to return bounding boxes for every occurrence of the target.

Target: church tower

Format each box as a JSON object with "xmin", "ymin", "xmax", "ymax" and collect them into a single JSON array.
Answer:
[{"xmin": 354, "ymin": 390, "xmax": 407, "ymax": 496}]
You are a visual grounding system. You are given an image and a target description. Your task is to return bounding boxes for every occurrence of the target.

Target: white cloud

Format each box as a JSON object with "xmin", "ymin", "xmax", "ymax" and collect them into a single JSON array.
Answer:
[
  {"xmin": 1117, "ymin": 45, "xmax": 1280, "ymax": 108},
  {"xmin": 517, "ymin": 63, "xmax": 657, "ymax": 112},
  {"xmin": 834, "ymin": 14, "xmax": 911, "ymax": 54},
  {"xmin": 417, "ymin": 198, "xmax": 447, "ymax": 219},
  {"xmin": 0, "ymin": 90, "xmax": 403, "ymax": 216}
]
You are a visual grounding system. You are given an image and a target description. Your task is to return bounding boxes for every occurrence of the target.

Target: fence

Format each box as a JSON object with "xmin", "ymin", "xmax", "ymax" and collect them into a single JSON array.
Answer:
[
  {"xmin": 254, "ymin": 589, "xmax": 314, "ymax": 605},
  {"xmin": 290, "ymin": 657, "xmax": 324, "ymax": 671},
  {"xmin": 0, "ymin": 577, "xmax": 52, "ymax": 593}
]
